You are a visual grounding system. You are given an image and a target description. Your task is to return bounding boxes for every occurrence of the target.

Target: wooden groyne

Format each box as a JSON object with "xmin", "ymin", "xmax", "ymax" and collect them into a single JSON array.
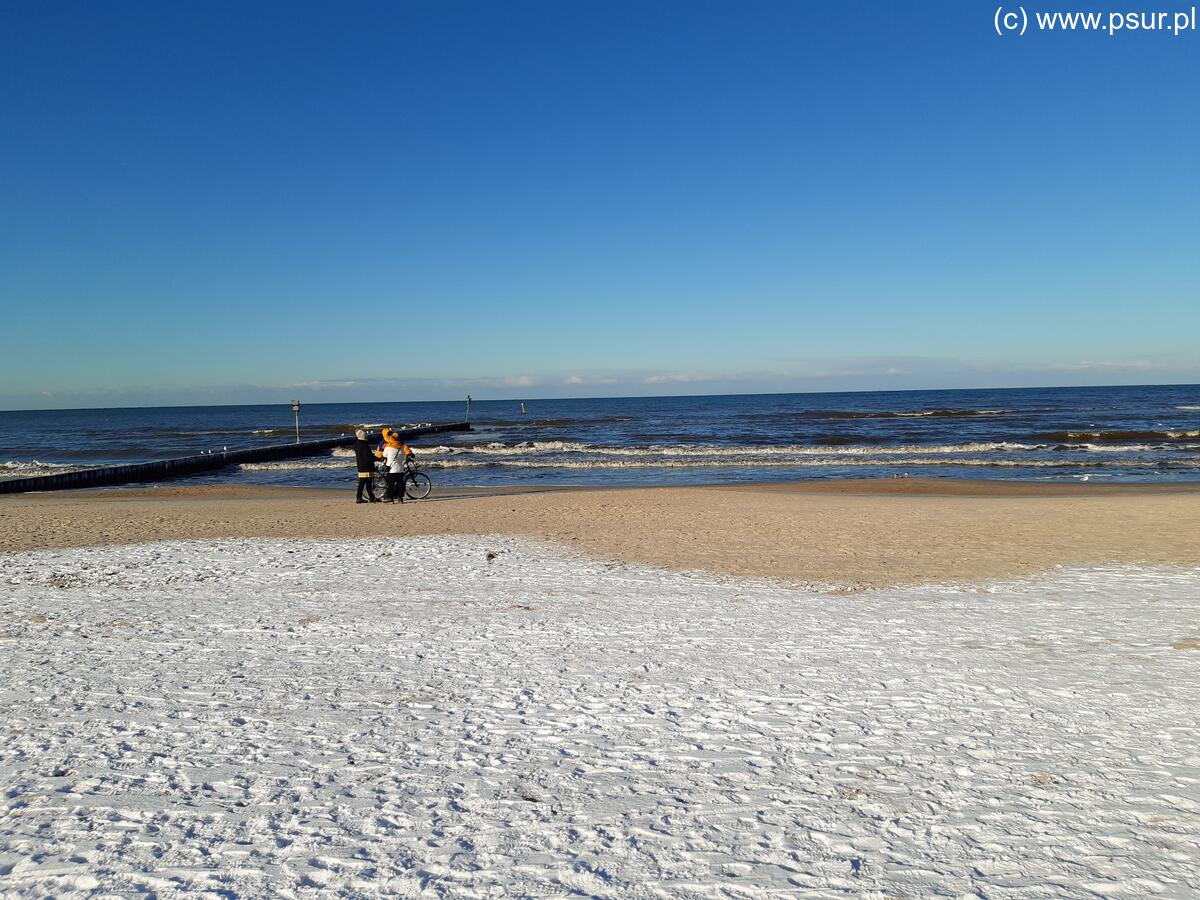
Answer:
[{"xmin": 0, "ymin": 422, "xmax": 471, "ymax": 495}]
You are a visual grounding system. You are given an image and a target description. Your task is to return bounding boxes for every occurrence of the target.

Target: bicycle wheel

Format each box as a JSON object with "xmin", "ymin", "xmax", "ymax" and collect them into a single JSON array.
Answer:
[
  {"xmin": 405, "ymin": 471, "xmax": 432, "ymax": 500},
  {"xmin": 371, "ymin": 469, "xmax": 389, "ymax": 499}
]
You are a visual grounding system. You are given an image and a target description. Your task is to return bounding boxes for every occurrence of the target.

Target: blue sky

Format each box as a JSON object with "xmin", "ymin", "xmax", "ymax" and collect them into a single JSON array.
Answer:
[{"xmin": 2, "ymin": 1, "xmax": 1198, "ymax": 409}]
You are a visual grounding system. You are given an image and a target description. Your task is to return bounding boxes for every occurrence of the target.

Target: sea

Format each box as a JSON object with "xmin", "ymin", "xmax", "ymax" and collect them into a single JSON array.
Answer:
[{"xmin": 2, "ymin": 384, "xmax": 1200, "ymax": 489}]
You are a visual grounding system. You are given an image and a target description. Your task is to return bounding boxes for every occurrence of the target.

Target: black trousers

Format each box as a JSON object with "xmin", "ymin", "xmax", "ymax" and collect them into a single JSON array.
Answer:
[
  {"xmin": 356, "ymin": 475, "xmax": 377, "ymax": 501},
  {"xmin": 385, "ymin": 471, "xmax": 406, "ymax": 501}
]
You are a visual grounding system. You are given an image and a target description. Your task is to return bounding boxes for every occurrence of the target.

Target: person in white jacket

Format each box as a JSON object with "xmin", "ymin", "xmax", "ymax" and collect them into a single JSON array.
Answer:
[{"xmin": 379, "ymin": 428, "xmax": 413, "ymax": 503}]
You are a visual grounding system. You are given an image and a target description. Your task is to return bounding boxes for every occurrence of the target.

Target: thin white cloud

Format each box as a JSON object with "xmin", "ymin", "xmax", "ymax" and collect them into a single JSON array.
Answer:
[
  {"xmin": 643, "ymin": 373, "xmax": 709, "ymax": 385},
  {"xmin": 1050, "ymin": 360, "xmax": 1157, "ymax": 372},
  {"xmin": 290, "ymin": 379, "xmax": 366, "ymax": 389},
  {"xmin": 564, "ymin": 375, "xmax": 585, "ymax": 385}
]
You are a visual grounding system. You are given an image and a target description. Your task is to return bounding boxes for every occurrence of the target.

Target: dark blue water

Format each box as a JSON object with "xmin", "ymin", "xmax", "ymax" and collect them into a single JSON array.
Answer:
[{"xmin": 3, "ymin": 385, "xmax": 1200, "ymax": 488}]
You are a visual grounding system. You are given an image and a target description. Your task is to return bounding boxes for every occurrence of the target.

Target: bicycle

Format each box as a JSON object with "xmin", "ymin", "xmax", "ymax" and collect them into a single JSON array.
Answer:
[{"xmin": 371, "ymin": 457, "xmax": 432, "ymax": 501}]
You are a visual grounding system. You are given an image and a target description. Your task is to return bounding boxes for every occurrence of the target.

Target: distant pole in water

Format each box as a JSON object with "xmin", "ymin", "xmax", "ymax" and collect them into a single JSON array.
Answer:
[
  {"xmin": 465, "ymin": 395, "xmax": 472, "ymax": 423},
  {"xmin": 520, "ymin": 402, "xmax": 526, "ymax": 415},
  {"xmin": 292, "ymin": 400, "xmax": 301, "ymax": 444}
]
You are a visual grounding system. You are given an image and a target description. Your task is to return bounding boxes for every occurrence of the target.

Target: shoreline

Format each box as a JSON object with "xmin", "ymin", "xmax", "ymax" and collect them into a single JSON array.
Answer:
[
  {"xmin": 9, "ymin": 474, "xmax": 1200, "ymax": 498},
  {"xmin": 4, "ymin": 478, "xmax": 1199, "ymax": 589}
]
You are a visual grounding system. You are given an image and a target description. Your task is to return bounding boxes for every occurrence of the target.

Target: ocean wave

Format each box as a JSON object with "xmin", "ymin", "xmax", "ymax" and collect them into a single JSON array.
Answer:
[
  {"xmin": 812, "ymin": 435, "xmax": 890, "ymax": 446},
  {"xmin": 1037, "ymin": 429, "xmax": 1200, "ymax": 443},
  {"xmin": 423, "ymin": 441, "xmax": 1050, "ymax": 458},
  {"xmin": 1057, "ymin": 442, "xmax": 1200, "ymax": 453},
  {"xmin": 747, "ymin": 408, "xmax": 1017, "ymax": 421},
  {"xmin": 143, "ymin": 429, "xmax": 248, "ymax": 437},
  {"xmin": 97, "ymin": 433, "xmax": 1200, "ymax": 478},
  {"xmin": 1175, "ymin": 405, "xmax": 1200, "ymax": 411},
  {"xmin": 892, "ymin": 408, "xmax": 1014, "ymax": 418},
  {"xmin": 241, "ymin": 460, "xmax": 353, "ymax": 471},
  {"xmin": 90, "ymin": 425, "xmax": 1200, "ymax": 479},
  {"xmin": 0, "ymin": 459, "xmax": 82, "ymax": 479},
  {"xmin": 478, "ymin": 416, "xmax": 636, "ymax": 427},
  {"xmin": 239, "ymin": 455, "xmax": 1186, "ymax": 473},
  {"xmin": 250, "ymin": 422, "xmax": 397, "ymax": 437},
  {"xmin": 419, "ymin": 457, "xmax": 1179, "ymax": 471}
]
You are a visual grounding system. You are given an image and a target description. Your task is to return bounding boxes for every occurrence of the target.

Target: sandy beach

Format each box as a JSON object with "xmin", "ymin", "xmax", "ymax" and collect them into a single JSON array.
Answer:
[
  {"xmin": 2, "ymin": 478, "xmax": 1198, "ymax": 588},
  {"xmin": 4, "ymin": 480, "xmax": 1200, "ymax": 895},
  {"xmin": 3, "ymin": 531, "xmax": 1199, "ymax": 895}
]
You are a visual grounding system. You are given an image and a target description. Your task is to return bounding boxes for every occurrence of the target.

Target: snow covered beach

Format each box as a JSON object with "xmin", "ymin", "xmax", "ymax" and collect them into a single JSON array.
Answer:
[{"xmin": 2, "ymin": 537, "xmax": 1199, "ymax": 897}]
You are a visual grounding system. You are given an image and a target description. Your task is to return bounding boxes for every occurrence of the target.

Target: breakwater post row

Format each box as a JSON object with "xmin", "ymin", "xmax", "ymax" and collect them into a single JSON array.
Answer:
[{"xmin": 0, "ymin": 422, "xmax": 472, "ymax": 494}]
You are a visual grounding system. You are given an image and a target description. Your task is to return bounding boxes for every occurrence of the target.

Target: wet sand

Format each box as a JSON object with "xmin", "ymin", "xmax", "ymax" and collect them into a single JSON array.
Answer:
[{"xmin": 3, "ymin": 479, "xmax": 1198, "ymax": 588}]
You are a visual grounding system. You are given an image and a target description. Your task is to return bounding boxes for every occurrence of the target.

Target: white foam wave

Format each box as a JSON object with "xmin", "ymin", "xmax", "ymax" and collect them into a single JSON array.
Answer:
[
  {"xmin": 1175, "ymin": 405, "xmax": 1200, "ymax": 411},
  {"xmin": 1058, "ymin": 430, "xmax": 1200, "ymax": 440},
  {"xmin": 892, "ymin": 408, "xmax": 1012, "ymax": 417},
  {"xmin": 0, "ymin": 459, "xmax": 81, "ymax": 479},
  {"xmin": 421, "ymin": 456, "xmax": 1177, "ymax": 471},
  {"xmin": 243, "ymin": 445, "xmax": 377, "ymax": 467},
  {"xmin": 159, "ymin": 429, "xmax": 243, "ymax": 436},
  {"xmin": 241, "ymin": 460, "xmax": 353, "ymax": 471},
  {"xmin": 425, "ymin": 441, "xmax": 1051, "ymax": 458},
  {"xmin": 1068, "ymin": 442, "xmax": 1200, "ymax": 453},
  {"xmin": 234, "ymin": 439, "xmax": 1200, "ymax": 475},
  {"xmin": 238, "ymin": 454, "xmax": 1186, "ymax": 473},
  {"xmin": 251, "ymin": 422, "xmax": 386, "ymax": 436}
]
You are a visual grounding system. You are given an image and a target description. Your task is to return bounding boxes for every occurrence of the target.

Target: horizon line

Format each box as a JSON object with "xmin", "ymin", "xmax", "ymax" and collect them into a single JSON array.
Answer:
[{"xmin": 2, "ymin": 380, "xmax": 1198, "ymax": 415}]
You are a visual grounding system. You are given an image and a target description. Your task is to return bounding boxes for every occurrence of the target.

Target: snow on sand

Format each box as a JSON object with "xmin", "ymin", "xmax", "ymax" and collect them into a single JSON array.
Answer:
[{"xmin": 1, "ymin": 538, "xmax": 1198, "ymax": 897}]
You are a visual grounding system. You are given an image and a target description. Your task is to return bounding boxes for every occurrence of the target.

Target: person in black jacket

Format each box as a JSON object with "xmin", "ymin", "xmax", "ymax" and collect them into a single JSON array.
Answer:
[{"xmin": 353, "ymin": 429, "xmax": 380, "ymax": 503}]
